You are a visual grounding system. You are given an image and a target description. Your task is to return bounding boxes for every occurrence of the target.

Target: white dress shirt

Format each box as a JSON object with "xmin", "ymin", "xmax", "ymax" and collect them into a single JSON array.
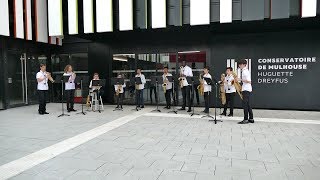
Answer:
[
  {"xmin": 180, "ymin": 65, "xmax": 193, "ymax": 86},
  {"xmin": 224, "ymin": 74, "xmax": 236, "ymax": 93},
  {"xmin": 63, "ymin": 72, "xmax": 76, "ymax": 90},
  {"xmin": 36, "ymin": 71, "xmax": 49, "ymax": 90},
  {"xmin": 203, "ymin": 73, "xmax": 212, "ymax": 92},
  {"xmin": 135, "ymin": 73, "xmax": 146, "ymax": 90},
  {"xmin": 114, "ymin": 82, "xmax": 126, "ymax": 93},
  {"xmin": 241, "ymin": 68, "xmax": 252, "ymax": 92},
  {"xmin": 162, "ymin": 73, "xmax": 173, "ymax": 90}
]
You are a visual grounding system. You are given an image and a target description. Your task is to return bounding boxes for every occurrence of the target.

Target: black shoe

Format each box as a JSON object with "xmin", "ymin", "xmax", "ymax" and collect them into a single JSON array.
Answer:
[
  {"xmin": 39, "ymin": 112, "xmax": 44, "ymax": 115},
  {"xmin": 238, "ymin": 120, "xmax": 250, "ymax": 124},
  {"xmin": 178, "ymin": 108, "xmax": 186, "ymax": 110},
  {"xmin": 67, "ymin": 109, "xmax": 71, "ymax": 113},
  {"xmin": 116, "ymin": 106, "xmax": 119, "ymax": 108},
  {"xmin": 167, "ymin": 106, "xmax": 171, "ymax": 109},
  {"xmin": 249, "ymin": 119, "xmax": 255, "ymax": 123},
  {"xmin": 220, "ymin": 113, "xmax": 226, "ymax": 116},
  {"xmin": 43, "ymin": 112, "xmax": 49, "ymax": 114},
  {"xmin": 227, "ymin": 114, "xmax": 233, "ymax": 117},
  {"xmin": 187, "ymin": 109, "xmax": 192, "ymax": 112},
  {"xmin": 163, "ymin": 106, "xmax": 168, "ymax": 109},
  {"xmin": 70, "ymin": 109, "xmax": 77, "ymax": 112},
  {"xmin": 203, "ymin": 110, "xmax": 209, "ymax": 113},
  {"xmin": 140, "ymin": 106, "xmax": 144, "ymax": 108}
]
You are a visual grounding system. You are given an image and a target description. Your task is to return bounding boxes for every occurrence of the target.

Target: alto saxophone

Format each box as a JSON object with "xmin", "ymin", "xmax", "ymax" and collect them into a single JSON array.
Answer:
[
  {"xmin": 116, "ymin": 84, "xmax": 122, "ymax": 96},
  {"xmin": 231, "ymin": 72, "xmax": 243, "ymax": 100},
  {"xmin": 162, "ymin": 76, "xmax": 167, "ymax": 94},
  {"xmin": 220, "ymin": 73, "xmax": 226, "ymax": 105},
  {"xmin": 86, "ymin": 94, "xmax": 91, "ymax": 107},
  {"xmin": 197, "ymin": 74, "xmax": 204, "ymax": 96}
]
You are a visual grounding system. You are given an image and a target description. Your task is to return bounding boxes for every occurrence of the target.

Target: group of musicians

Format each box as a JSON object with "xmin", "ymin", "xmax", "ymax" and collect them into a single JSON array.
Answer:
[{"xmin": 36, "ymin": 60, "xmax": 254, "ymax": 124}]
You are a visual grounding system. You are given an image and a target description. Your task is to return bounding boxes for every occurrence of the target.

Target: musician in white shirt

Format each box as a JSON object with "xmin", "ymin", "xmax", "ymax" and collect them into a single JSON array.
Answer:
[
  {"xmin": 63, "ymin": 65, "xmax": 76, "ymax": 112},
  {"xmin": 179, "ymin": 61, "xmax": 193, "ymax": 112},
  {"xmin": 114, "ymin": 74, "xmax": 126, "ymax": 109},
  {"xmin": 202, "ymin": 66, "xmax": 212, "ymax": 113},
  {"xmin": 36, "ymin": 64, "xmax": 52, "ymax": 115},
  {"xmin": 135, "ymin": 68, "xmax": 146, "ymax": 108},
  {"xmin": 236, "ymin": 59, "xmax": 254, "ymax": 124},
  {"xmin": 221, "ymin": 67, "xmax": 236, "ymax": 117},
  {"xmin": 162, "ymin": 67, "xmax": 173, "ymax": 109}
]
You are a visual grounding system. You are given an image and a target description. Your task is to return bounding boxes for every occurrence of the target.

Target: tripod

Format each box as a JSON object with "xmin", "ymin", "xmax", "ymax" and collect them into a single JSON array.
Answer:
[
  {"xmin": 206, "ymin": 82, "xmax": 223, "ymax": 124},
  {"xmin": 58, "ymin": 77, "xmax": 70, "ymax": 118},
  {"xmin": 168, "ymin": 80, "xmax": 177, "ymax": 114},
  {"xmin": 151, "ymin": 76, "xmax": 161, "ymax": 112},
  {"xmin": 190, "ymin": 78, "xmax": 199, "ymax": 116},
  {"xmin": 76, "ymin": 79, "xmax": 86, "ymax": 115}
]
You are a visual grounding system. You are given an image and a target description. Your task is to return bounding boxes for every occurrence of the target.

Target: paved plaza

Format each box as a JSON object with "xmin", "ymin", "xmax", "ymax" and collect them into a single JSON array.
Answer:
[{"xmin": 0, "ymin": 104, "xmax": 320, "ymax": 180}]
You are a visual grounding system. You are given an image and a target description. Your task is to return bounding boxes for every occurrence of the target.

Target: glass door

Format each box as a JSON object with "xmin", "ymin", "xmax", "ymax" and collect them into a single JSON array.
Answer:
[{"xmin": 7, "ymin": 51, "xmax": 28, "ymax": 106}]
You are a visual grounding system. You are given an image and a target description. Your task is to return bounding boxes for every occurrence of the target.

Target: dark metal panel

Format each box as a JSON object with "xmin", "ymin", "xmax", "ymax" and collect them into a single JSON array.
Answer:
[
  {"xmin": 242, "ymin": 0, "xmax": 264, "ymax": 21},
  {"xmin": 210, "ymin": 0, "xmax": 219, "ymax": 22},
  {"xmin": 168, "ymin": 0, "xmax": 182, "ymax": 26},
  {"xmin": 290, "ymin": 0, "xmax": 300, "ymax": 17},
  {"xmin": 182, "ymin": 0, "xmax": 190, "ymax": 24},
  {"xmin": 270, "ymin": 0, "xmax": 290, "ymax": 19},
  {"xmin": 135, "ymin": 0, "xmax": 147, "ymax": 29},
  {"xmin": 232, "ymin": 0, "xmax": 242, "ymax": 21},
  {"xmin": 264, "ymin": 0, "xmax": 270, "ymax": 18}
]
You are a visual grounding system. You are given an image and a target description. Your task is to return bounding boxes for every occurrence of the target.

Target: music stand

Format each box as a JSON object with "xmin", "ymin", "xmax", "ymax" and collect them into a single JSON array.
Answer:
[
  {"xmin": 92, "ymin": 79, "xmax": 105, "ymax": 113},
  {"xmin": 151, "ymin": 76, "xmax": 163, "ymax": 112},
  {"xmin": 204, "ymin": 78, "xmax": 223, "ymax": 124},
  {"xmin": 75, "ymin": 76, "xmax": 88, "ymax": 115},
  {"xmin": 186, "ymin": 77, "xmax": 199, "ymax": 116},
  {"xmin": 111, "ymin": 77, "xmax": 125, "ymax": 111},
  {"xmin": 131, "ymin": 77, "xmax": 142, "ymax": 111},
  {"xmin": 167, "ymin": 76, "xmax": 177, "ymax": 114},
  {"xmin": 58, "ymin": 75, "xmax": 71, "ymax": 117}
]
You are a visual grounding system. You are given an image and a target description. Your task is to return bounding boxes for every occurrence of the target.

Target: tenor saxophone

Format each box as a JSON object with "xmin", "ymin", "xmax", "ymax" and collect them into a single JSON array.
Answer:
[
  {"xmin": 220, "ymin": 74, "xmax": 226, "ymax": 105},
  {"xmin": 231, "ymin": 72, "xmax": 243, "ymax": 100}
]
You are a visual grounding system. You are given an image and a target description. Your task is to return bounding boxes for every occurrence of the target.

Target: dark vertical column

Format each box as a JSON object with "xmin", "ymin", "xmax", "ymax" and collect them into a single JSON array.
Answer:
[
  {"xmin": 232, "ymin": 0, "xmax": 242, "ymax": 21},
  {"xmin": 270, "ymin": 0, "xmax": 290, "ymax": 19},
  {"xmin": 242, "ymin": 0, "xmax": 264, "ymax": 21},
  {"xmin": 210, "ymin": 0, "xmax": 219, "ymax": 23},
  {"xmin": 1, "ymin": 38, "xmax": 9, "ymax": 109},
  {"xmin": 168, "ymin": 0, "xmax": 182, "ymax": 26},
  {"xmin": 135, "ymin": 0, "xmax": 147, "ymax": 29},
  {"xmin": 289, "ymin": 0, "xmax": 300, "ymax": 17},
  {"xmin": 182, "ymin": 0, "xmax": 190, "ymax": 25}
]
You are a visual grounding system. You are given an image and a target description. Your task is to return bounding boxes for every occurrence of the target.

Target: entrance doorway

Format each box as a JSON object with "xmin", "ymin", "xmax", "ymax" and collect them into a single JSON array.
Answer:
[{"xmin": 6, "ymin": 51, "xmax": 47, "ymax": 107}]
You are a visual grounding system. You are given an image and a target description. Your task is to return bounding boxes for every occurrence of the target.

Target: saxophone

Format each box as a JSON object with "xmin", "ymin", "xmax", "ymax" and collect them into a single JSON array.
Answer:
[
  {"xmin": 220, "ymin": 74, "xmax": 226, "ymax": 105},
  {"xmin": 86, "ymin": 94, "xmax": 91, "ymax": 107},
  {"xmin": 231, "ymin": 72, "xmax": 243, "ymax": 100},
  {"xmin": 178, "ymin": 66, "xmax": 185, "ymax": 88},
  {"xmin": 197, "ymin": 74, "xmax": 204, "ymax": 96},
  {"xmin": 116, "ymin": 84, "xmax": 122, "ymax": 96},
  {"xmin": 162, "ymin": 75, "xmax": 167, "ymax": 93}
]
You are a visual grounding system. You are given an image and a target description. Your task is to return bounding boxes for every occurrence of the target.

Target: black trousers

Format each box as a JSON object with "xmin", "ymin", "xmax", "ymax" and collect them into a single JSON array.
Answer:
[
  {"xmin": 181, "ymin": 86, "xmax": 192, "ymax": 110},
  {"xmin": 150, "ymin": 86, "xmax": 157, "ymax": 103},
  {"xmin": 116, "ymin": 93, "xmax": 124, "ymax": 108},
  {"xmin": 223, "ymin": 92, "xmax": 235, "ymax": 115},
  {"xmin": 242, "ymin": 91, "xmax": 253, "ymax": 120},
  {"xmin": 38, "ymin": 90, "xmax": 48, "ymax": 113},
  {"xmin": 135, "ymin": 89, "xmax": 144, "ymax": 107},
  {"xmin": 65, "ymin": 89, "xmax": 75, "ymax": 110},
  {"xmin": 165, "ymin": 89, "xmax": 172, "ymax": 108},
  {"xmin": 204, "ymin": 91, "xmax": 210, "ymax": 112}
]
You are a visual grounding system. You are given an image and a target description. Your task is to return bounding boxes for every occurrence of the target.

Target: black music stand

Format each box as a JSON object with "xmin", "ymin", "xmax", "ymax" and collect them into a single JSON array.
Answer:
[
  {"xmin": 151, "ymin": 76, "xmax": 162, "ymax": 112},
  {"xmin": 187, "ymin": 77, "xmax": 199, "ymax": 116},
  {"xmin": 111, "ymin": 77, "xmax": 125, "ymax": 111},
  {"xmin": 167, "ymin": 76, "xmax": 177, "ymax": 114},
  {"xmin": 92, "ymin": 79, "xmax": 105, "ymax": 113},
  {"xmin": 75, "ymin": 76, "xmax": 88, "ymax": 115},
  {"xmin": 204, "ymin": 78, "xmax": 223, "ymax": 124},
  {"xmin": 131, "ymin": 77, "xmax": 142, "ymax": 111},
  {"xmin": 58, "ymin": 75, "xmax": 71, "ymax": 117}
]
